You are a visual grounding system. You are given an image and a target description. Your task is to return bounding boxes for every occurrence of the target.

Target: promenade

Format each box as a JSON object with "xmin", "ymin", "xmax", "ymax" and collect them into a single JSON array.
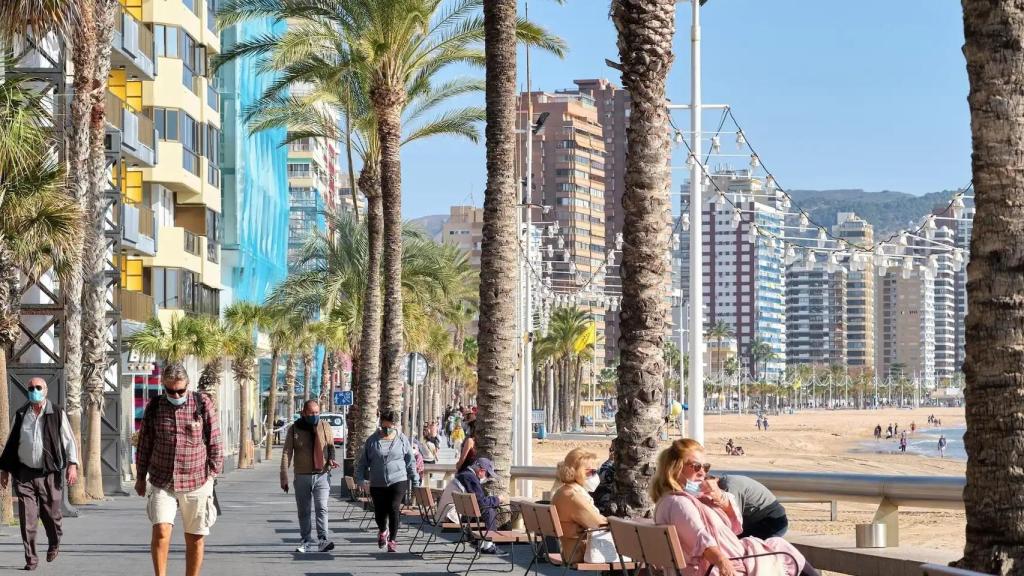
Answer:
[{"xmin": 0, "ymin": 453, "xmax": 553, "ymax": 575}]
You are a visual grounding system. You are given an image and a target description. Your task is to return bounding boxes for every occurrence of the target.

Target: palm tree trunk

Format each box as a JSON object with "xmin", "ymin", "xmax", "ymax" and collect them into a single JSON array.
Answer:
[
  {"xmin": 349, "ymin": 171, "xmax": 383, "ymax": 460},
  {"xmin": 302, "ymin": 351, "xmax": 312, "ymax": 403},
  {"xmin": 957, "ymin": 3, "xmax": 1024, "ymax": 571},
  {"xmin": 611, "ymin": 0, "xmax": 676, "ymax": 519},
  {"xmin": 236, "ymin": 362, "xmax": 253, "ymax": 469},
  {"xmin": 81, "ymin": 0, "xmax": 117, "ymax": 500},
  {"xmin": 320, "ymin": 349, "xmax": 331, "ymax": 408},
  {"xmin": 474, "ymin": 0, "xmax": 519, "ymax": 497},
  {"xmin": 0, "ymin": 346, "xmax": 10, "ymax": 523},
  {"xmin": 65, "ymin": 0, "xmax": 98, "ymax": 506},
  {"xmin": 373, "ymin": 86, "xmax": 406, "ymax": 418},
  {"xmin": 0, "ymin": 240, "xmax": 17, "ymax": 521},
  {"xmin": 285, "ymin": 354, "xmax": 296, "ymax": 421},
  {"xmin": 264, "ymin": 349, "xmax": 279, "ymax": 460},
  {"xmin": 573, "ymin": 358, "xmax": 583, "ymax": 430}
]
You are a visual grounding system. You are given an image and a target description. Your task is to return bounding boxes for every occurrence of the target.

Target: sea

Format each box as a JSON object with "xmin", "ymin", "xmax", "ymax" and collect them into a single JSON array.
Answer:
[{"xmin": 860, "ymin": 426, "xmax": 967, "ymax": 460}]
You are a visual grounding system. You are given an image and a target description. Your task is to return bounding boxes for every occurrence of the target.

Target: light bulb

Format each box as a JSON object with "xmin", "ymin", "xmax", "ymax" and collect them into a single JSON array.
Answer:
[
  {"xmin": 799, "ymin": 214, "xmax": 809, "ymax": 230},
  {"xmin": 672, "ymin": 234, "xmax": 681, "ymax": 250},
  {"xmin": 785, "ymin": 246, "xmax": 797, "ymax": 265},
  {"xmin": 674, "ymin": 131, "xmax": 684, "ymax": 144},
  {"xmin": 686, "ymin": 154, "xmax": 696, "ymax": 169},
  {"xmin": 804, "ymin": 250, "xmax": 816, "ymax": 267},
  {"xmin": 750, "ymin": 154, "xmax": 760, "ymax": 171},
  {"xmin": 877, "ymin": 264, "xmax": 887, "ymax": 277},
  {"xmin": 546, "ymin": 245, "xmax": 553, "ymax": 258},
  {"xmin": 766, "ymin": 175, "xmax": 776, "ymax": 192},
  {"xmin": 711, "ymin": 135, "xmax": 721, "ymax": 154},
  {"xmin": 736, "ymin": 130, "xmax": 746, "ymax": 149},
  {"xmin": 732, "ymin": 210, "xmax": 741, "ymax": 228},
  {"xmin": 615, "ymin": 232, "xmax": 624, "ymax": 250},
  {"xmin": 562, "ymin": 251, "xmax": 570, "ymax": 263},
  {"xmin": 681, "ymin": 212, "xmax": 691, "ymax": 232}
]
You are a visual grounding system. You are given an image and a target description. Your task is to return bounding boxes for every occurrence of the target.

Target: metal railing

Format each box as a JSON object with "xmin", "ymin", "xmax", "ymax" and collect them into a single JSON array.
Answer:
[
  {"xmin": 105, "ymin": 92, "xmax": 124, "ymax": 130},
  {"xmin": 137, "ymin": 111, "xmax": 155, "ymax": 149}
]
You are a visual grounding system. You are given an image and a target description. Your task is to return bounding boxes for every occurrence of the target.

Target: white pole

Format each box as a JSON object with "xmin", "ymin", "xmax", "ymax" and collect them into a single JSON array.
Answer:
[
  {"xmin": 686, "ymin": 0, "xmax": 705, "ymax": 444},
  {"xmin": 679, "ymin": 300, "xmax": 687, "ymax": 435},
  {"xmin": 519, "ymin": 28, "xmax": 534, "ymax": 497}
]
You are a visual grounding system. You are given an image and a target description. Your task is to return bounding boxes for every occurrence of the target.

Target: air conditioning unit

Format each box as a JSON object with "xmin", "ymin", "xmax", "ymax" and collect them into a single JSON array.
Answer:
[{"xmin": 105, "ymin": 131, "xmax": 122, "ymax": 154}]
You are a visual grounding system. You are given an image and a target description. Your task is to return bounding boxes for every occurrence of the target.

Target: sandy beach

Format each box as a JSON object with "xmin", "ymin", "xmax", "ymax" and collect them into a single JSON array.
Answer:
[{"xmin": 531, "ymin": 407, "xmax": 967, "ymax": 551}]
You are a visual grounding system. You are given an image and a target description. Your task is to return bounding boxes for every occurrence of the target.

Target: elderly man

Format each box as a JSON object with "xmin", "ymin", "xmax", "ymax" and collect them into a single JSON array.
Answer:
[
  {"xmin": 0, "ymin": 377, "xmax": 78, "ymax": 571},
  {"xmin": 136, "ymin": 364, "xmax": 223, "ymax": 576},
  {"xmin": 715, "ymin": 474, "xmax": 789, "ymax": 539},
  {"xmin": 280, "ymin": 399, "xmax": 337, "ymax": 554}
]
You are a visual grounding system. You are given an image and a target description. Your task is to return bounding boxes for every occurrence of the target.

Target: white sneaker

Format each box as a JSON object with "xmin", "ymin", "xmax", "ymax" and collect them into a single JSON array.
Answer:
[
  {"xmin": 318, "ymin": 540, "xmax": 335, "ymax": 553},
  {"xmin": 295, "ymin": 542, "xmax": 309, "ymax": 553}
]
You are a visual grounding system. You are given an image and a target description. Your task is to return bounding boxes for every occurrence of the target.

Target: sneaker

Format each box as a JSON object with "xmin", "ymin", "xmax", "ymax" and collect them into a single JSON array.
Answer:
[
  {"xmin": 318, "ymin": 540, "xmax": 335, "ymax": 553},
  {"xmin": 295, "ymin": 542, "xmax": 309, "ymax": 554},
  {"xmin": 479, "ymin": 544, "xmax": 506, "ymax": 556},
  {"xmin": 387, "ymin": 540, "xmax": 398, "ymax": 553},
  {"xmin": 377, "ymin": 531, "xmax": 388, "ymax": 549}
]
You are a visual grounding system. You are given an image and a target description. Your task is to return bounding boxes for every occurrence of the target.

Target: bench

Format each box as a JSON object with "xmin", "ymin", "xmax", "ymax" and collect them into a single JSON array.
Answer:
[{"xmin": 788, "ymin": 533, "xmax": 959, "ymax": 576}]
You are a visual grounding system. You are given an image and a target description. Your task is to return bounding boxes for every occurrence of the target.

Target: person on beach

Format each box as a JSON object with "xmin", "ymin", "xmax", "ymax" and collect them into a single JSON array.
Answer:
[
  {"xmin": 651, "ymin": 439, "xmax": 818, "ymax": 576},
  {"xmin": 894, "ymin": 423, "xmax": 899, "ymax": 437},
  {"xmin": 755, "ymin": 416, "xmax": 762, "ymax": 431},
  {"xmin": 910, "ymin": 422, "xmax": 916, "ymax": 435},
  {"xmin": 873, "ymin": 425, "xmax": 882, "ymax": 441},
  {"xmin": 762, "ymin": 417, "xmax": 769, "ymax": 432},
  {"xmin": 885, "ymin": 424, "xmax": 893, "ymax": 439},
  {"xmin": 899, "ymin": 432, "xmax": 908, "ymax": 453},
  {"xmin": 938, "ymin": 435, "xmax": 947, "ymax": 458},
  {"xmin": 356, "ymin": 410, "xmax": 419, "ymax": 553}
]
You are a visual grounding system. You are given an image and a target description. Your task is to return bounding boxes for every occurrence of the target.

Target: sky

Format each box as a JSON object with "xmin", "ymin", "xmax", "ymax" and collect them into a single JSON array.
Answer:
[{"xmin": 398, "ymin": 0, "xmax": 971, "ymax": 219}]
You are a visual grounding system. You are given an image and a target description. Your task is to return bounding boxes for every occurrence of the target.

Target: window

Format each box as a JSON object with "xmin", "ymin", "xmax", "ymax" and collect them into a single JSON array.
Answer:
[
  {"xmin": 180, "ymin": 113, "xmax": 200, "ymax": 175},
  {"xmin": 183, "ymin": 0, "xmax": 197, "ymax": 14},
  {"xmin": 154, "ymin": 25, "xmax": 178, "ymax": 58},
  {"xmin": 181, "ymin": 32, "xmax": 202, "ymax": 92},
  {"xmin": 147, "ymin": 107, "xmax": 180, "ymax": 141},
  {"xmin": 120, "ymin": 257, "xmax": 144, "ymax": 291}
]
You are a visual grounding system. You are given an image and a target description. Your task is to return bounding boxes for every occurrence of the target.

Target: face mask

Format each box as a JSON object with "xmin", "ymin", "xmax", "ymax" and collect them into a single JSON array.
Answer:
[
  {"xmin": 380, "ymin": 426, "xmax": 392, "ymax": 435},
  {"xmin": 583, "ymin": 474, "xmax": 601, "ymax": 493},
  {"xmin": 684, "ymin": 480, "xmax": 702, "ymax": 495},
  {"xmin": 305, "ymin": 415, "xmax": 320, "ymax": 426},
  {"xmin": 28, "ymin": 390, "xmax": 45, "ymax": 404},
  {"xmin": 167, "ymin": 393, "xmax": 188, "ymax": 406}
]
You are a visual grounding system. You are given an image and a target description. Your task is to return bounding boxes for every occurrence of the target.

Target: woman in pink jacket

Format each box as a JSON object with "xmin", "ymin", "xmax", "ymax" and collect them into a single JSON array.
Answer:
[{"xmin": 651, "ymin": 439, "xmax": 818, "ymax": 576}]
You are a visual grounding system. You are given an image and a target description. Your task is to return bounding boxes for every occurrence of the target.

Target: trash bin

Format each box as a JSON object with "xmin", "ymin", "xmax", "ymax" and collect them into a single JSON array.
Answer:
[
  {"xmin": 855, "ymin": 523, "xmax": 887, "ymax": 548},
  {"xmin": 538, "ymin": 424, "xmax": 547, "ymax": 440}
]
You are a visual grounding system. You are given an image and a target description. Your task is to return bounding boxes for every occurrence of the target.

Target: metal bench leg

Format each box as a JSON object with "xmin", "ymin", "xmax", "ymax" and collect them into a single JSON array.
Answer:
[{"xmin": 446, "ymin": 529, "xmax": 469, "ymax": 574}]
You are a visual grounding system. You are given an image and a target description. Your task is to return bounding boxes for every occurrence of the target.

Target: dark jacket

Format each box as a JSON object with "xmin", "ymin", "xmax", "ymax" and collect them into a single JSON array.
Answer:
[
  {"xmin": 454, "ymin": 468, "xmax": 499, "ymax": 510},
  {"xmin": 591, "ymin": 459, "xmax": 615, "ymax": 516},
  {"xmin": 0, "ymin": 402, "xmax": 67, "ymax": 475}
]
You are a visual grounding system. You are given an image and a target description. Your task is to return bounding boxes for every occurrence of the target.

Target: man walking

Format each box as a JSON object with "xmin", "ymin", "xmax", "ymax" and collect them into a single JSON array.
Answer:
[
  {"xmin": 0, "ymin": 377, "xmax": 78, "ymax": 570},
  {"xmin": 135, "ymin": 364, "xmax": 223, "ymax": 576},
  {"xmin": 280, "ymin": 399, "xmax": 337, "ymax": 554}
]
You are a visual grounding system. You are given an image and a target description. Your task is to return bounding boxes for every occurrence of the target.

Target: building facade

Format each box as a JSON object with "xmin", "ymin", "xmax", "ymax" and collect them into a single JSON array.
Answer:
[
  {"xmin": 875, "ymin": 269, "xmax": 936, "ymax": 387},
  {"xmin": 785, "ymin": 267, "xmax": 847, "ymax": 367},
  {"xmin": 832, "ymin": 213, "xmax": 875, "ymax": 375},
  {"xmin": 520, "ymin": 90, "xmax": 608, "ymax": 368},
  {"xmin": 442, "ymin": 205, "xmax": 485, "ymax": 268}
]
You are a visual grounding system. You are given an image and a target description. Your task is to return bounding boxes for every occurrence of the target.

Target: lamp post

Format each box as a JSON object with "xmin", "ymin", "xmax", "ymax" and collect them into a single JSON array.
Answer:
[{"xmin": 687, "ymin": 0, "xmax": 705, "ymax": 443}]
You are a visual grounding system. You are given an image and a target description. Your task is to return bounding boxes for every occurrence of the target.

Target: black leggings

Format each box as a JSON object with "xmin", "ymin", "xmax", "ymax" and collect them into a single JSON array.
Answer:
[{"xmin": 370, "ymin": 481, "xmax": 408, "ymax": 541}]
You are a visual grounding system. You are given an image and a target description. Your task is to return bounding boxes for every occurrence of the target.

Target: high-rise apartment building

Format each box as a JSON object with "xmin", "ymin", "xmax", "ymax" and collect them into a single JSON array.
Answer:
[
  {"xmin": 832, "ymin": 213, "xmax": 875, "ymax": 375},
  {"xmin": 572, "ymin": 79, "xmax": 629, "ymax": 363},
  {"xmin": 442, "ymin": 206, "xmax": 485, "ymax": 268},
  {"xmin": 286, "ymin": 132, "xmax": 330, "ymax": 270},
  {"xmin": 875, "ymin": 269, "xmax": 936, "ymax": 387},
  {"xmin": 682, "ymin": 170, "xmax": 787, "ymax": 380},
  {"xmin": 785, "ymin": 267, "xmax": 846, "ymax": 367},
  {"xmin": 520, "ymin": 89, "xmax": 608, "ymax": 368},
  {"xmin": 934, "ymin": 202, "xmax": 973, "ymax": 378}
]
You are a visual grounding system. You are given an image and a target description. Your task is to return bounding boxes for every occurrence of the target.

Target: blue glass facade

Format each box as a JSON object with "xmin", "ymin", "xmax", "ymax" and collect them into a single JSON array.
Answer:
[{"xmin": 220, "ymin": 19, "xmax": 289, "ymax": 308}]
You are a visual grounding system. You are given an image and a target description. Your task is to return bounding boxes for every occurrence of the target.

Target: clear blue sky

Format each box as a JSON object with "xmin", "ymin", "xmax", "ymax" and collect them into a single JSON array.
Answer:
[{"xmin": 399, "ymin": 0, "xmax": 970, "ymax": 218}]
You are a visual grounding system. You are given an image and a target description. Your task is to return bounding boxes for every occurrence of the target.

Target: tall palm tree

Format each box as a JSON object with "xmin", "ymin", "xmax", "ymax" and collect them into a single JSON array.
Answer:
[
  {"xmin": 124, "ymin": 316, "xmax": 221, "ymax": 366},
  {"xmin": 958, "ymin": 2, "xmax": 1024, "ymax": 571},
  {"xmin": 223, "ymin": 301, "xmax": 264, "ymax": 469},
  {"xmin": 195, "ymin": 318, "xmax": 228, "ymax": 404},
  {"xmin": 0, "ymin": 74, "xmax": 81, "ymax": 523},
  {"xmin": 1, "ymin": 0, "xmax": 92, "ymax": 506},
  {"xmin": 609, "ymin": 0, "xmax": 676, "ymax": 518},
  {"xmin": 707, "ymin": 321, "xmax": 732, "ymax": 383}
]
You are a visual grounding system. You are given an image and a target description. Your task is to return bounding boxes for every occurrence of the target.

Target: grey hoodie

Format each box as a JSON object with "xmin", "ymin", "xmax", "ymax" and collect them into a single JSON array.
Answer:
[{"xmin": 355, "ymin": 429, "xmax": 419, "ymax": 488}]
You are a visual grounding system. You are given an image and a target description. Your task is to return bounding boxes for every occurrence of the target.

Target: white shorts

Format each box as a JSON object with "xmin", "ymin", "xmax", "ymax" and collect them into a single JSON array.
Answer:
[{"xmin": 147, "ymin": 478, "xmax": 217, "ymax": 536}]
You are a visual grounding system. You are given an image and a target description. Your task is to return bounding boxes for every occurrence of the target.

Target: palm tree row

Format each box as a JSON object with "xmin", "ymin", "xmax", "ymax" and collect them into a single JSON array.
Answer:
[{"xmin": 533, "ymin": 306, "xmax": 596, "ymax": 434}]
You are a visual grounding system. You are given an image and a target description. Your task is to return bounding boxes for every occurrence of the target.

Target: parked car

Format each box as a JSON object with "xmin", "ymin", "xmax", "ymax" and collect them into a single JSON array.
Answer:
[{"xmin": 321, "ymin": 413, "xmax": 346, "ymax": 447}]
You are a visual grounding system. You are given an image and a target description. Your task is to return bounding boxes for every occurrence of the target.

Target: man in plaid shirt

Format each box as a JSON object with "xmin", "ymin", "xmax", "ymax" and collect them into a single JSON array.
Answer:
[{"xmin": 136, "ymin": 363, "xmax": 223, "ymax": 576}]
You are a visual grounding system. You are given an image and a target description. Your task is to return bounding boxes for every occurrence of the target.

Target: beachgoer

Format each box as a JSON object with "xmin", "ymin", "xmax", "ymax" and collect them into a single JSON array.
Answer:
[
  {"xmin": 552, "ymin": 448, "xmax": 608, "ymax": 564},
  {"xmin": 726, "ymin": 439, "xmax": 735, "ymax": 454},
  {"xmin": 650, "ymin": 439, "xmax": 818, "ymax": 576},
  {"xmin": 911, "ymin": 422, "xmax": 916, "ymax": 435},
  {"xmin": 886, "ymin": 424, "xmax": 893, "ymax": 439},
  {"xmin": 899, "ymin": 432, "xmax": 907, "ymax": 453},
  {"xmin": 756, "ymin": 416, "xmax": 762, "ymax": 431},
  {"xmin": 356, "ymin": 410, "xmax": 419, "ymax": 553},
  {"xmin": 716, "ymin": 474, "xmax": 789, "ymax": 539},
  {"xmin": 873, "ymin": 425, "xmax": 882, "ymax": 441},
  {"xmin": 894, "ymin": 423, "xmax": 899, "ymax": 437},
  {"xmin": 454, "ymin": 411, "xmax": 477, "ymax": 473},
  {"xmin": 762, "ymin": 417, "xmax": 769, "ymax": 432},
  {"xmin": 938, "ymin": 435, "xmax": 947, "ymax": 458},
  {"xmin": 280, "ymin": 399, "xmax": 337, "ymax": 554}
]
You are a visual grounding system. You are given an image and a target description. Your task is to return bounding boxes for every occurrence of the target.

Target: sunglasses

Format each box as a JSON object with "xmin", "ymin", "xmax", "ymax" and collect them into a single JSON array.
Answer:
[
  {"xmin": 27, "ymin": 385, "xmax": 44, "ymax": 392},
  {"xmin": 165, "ymin": 388, "xmax": 188, "ymax": 398},
  {"xmin": 685, "ymin": 461, "xmax": 712, "ymax": 473},
  {"xmin": 585, "ymin": 469, "xmax": 599, "ymax": 477}
]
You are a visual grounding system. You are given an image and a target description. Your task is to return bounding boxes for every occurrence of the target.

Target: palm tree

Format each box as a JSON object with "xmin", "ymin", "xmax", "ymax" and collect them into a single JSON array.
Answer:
[
  {"xmin": 223, "ymin": 301, "xmax": 264, "ymax": 469},
  {"xmin": 749, "ymin": 338, "xmax": 775, "ymax": 383},
  {"xmin": 957, "ymin": 7, "xmax": 1024, "ymax": 569},
  {"xmin": 707, "ymin": 321, "xmax": 732, "ymax": 383},
  {"xmin": 534, "ymin": 307, "xmax": 592, "ymax": 432},
  {"xmin": 124, "ymin": 316, "xmax": 221, "ymax": 366},
  {"xmin": 195, "ymin": 318, "xmax": 228, "ymax": 404},
  {"xmin": 608, "ymin": 0, "xmax": 677, "ymax": 518},
  {"xmin": 0, "ymin": 73, "xmax": 81, "ymax": 522}
]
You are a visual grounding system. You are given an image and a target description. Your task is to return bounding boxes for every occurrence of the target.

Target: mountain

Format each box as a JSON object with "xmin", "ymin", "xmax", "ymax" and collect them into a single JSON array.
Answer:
[
  {"xmin": 408, "ymin": 214, "xmax": 449, "ymax": 241},
  {"xmin": 786, "ymin": 189, "xmax": 963, "ymax": 237}
]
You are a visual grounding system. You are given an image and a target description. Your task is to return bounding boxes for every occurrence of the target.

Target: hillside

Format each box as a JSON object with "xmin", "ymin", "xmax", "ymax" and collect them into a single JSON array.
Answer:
[
  {"xmin": 408, "ymin": 214, "xmax": 449, "ymax": 241},
  {"xmin": 786, "ymin": 189, "xmax": 963, "ymax": 236}
]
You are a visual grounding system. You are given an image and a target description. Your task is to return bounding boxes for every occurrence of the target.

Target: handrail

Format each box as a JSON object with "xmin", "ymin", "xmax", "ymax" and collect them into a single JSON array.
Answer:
[{"xmin": 420, "ymin": 464, "xmax": 965, "ymax": 509}]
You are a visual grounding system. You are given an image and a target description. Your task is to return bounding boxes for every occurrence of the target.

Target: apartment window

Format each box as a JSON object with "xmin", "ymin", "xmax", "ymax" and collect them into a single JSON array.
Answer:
[
  {"xmin": 183, "ymin": 0, "xmax": 198, "ymax": 14},
  {"xmin": 181, "ymin": 32, "xmax": 205, "ymax": 93},
  {"xmin": 288, "ymin": 162, "xmax": 312, "ymax": 179},
  {"xmin": 180, "ymin": 113, "xmax": 200, "ymax": 175},
  {"xmin": 206, "ymin": 0, "xmax": 217, "ymax": 32},
  {"xmin": 154, "ymin": 25, "xmax": 179, "ymax": 58},
  {"xmin": 148, "ymin": 107, "xmax": 180, "ymax": 141}
]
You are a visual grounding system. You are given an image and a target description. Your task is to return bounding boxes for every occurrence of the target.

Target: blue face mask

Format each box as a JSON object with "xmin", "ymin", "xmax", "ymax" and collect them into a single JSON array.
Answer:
[
  {"xmin": 167, "ymin": 393, "xmax": 188, "ymax": 406},
  {"xmin": 305, "ymin": 415, "xmax": 320, "ymax": 426},
  {"xmin": 684, "ymin": 480, "xmax": 702, "ymax": 495},
  {"xmin": 28, "ymin": 390, "xmax": 45, "ymax": 404}
]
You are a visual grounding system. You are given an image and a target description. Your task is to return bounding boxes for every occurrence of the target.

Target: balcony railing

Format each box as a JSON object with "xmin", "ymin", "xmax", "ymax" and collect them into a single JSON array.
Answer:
[
  {"xmin": 105, "ymin": 92, "xmax": 124, "ymax": 130},
  {"xmin": 183, "ymin": 230, "xmax": 199, "ymax": 255},
  {"xmin": 137, "ymin": 111, "xmax": 155, "ymax": 149},
  {"xmin": 119, "ymin": 289, "xmax": 155, "ymax": 323},
  {"xmin": 138, "ymin": 205, "xmax": 155, "ymax": 237}
]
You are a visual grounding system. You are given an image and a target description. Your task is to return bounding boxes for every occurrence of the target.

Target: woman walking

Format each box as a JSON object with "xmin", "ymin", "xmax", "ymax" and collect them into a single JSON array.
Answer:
[{"xmin": 356, "ymin": 411, "xmax": 419, "ymax": 552}]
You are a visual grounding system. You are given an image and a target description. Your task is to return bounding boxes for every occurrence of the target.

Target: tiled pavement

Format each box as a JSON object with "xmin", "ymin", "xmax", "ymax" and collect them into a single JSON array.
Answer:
[{"xmin": 0, "ymin": 452, "xmax": 556, "ymax": 576}]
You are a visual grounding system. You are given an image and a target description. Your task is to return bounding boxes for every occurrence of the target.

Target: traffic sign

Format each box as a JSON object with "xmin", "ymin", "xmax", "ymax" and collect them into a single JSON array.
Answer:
[{"xmin": 335, "ymin": 390, "xmax": 353, "ymax": 406}]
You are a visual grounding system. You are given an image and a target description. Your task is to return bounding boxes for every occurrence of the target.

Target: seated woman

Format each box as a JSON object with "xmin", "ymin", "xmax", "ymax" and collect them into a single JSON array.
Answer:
[
  {"xmin": 651, "ymin": 439, "xmax": 818, "ymax": 576},
  {"xmin": 550, "ymin": 448, "xmax": 607, "ymax": 564}
]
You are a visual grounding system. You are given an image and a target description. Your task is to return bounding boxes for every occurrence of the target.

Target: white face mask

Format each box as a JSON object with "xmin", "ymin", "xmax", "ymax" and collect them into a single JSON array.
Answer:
[{"xmin": 583, "ymin": 474, "xmax": 601, "ymax": 493}]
